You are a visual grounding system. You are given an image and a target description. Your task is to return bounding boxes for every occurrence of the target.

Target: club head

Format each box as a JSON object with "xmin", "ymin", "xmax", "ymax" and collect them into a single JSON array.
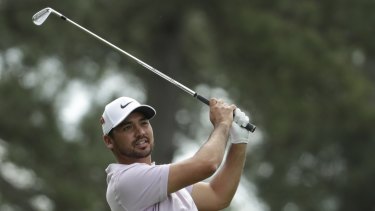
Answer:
[{"xmin": 32, "ymin": 7, "xmax": 52, "ymax": 26}]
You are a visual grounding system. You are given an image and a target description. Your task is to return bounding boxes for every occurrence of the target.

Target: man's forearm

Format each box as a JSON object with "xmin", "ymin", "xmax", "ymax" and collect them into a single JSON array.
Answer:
[
  {"xmin": 194, "ymin": 123, "xmax": 230, "ymax": 170},
  {"xmin": 167, "ymin": 123, "xmax": 231, "ymax": 194},
  {"xmin": 209, "ymin": 143, "xmax": 247, "ymax": 206}
]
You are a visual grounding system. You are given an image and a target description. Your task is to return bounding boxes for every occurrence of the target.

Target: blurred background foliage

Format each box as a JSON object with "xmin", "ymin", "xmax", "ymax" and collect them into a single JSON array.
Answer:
[{"xmin": 0, "ymin": 0, "xmax": 374, "ymax": 210}]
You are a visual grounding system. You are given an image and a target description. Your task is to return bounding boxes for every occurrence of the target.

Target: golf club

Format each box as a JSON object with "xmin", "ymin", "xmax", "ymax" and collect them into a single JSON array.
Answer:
[{"xmin": 32, "ymin": 7, "xmax": 256, "ymax": 132}]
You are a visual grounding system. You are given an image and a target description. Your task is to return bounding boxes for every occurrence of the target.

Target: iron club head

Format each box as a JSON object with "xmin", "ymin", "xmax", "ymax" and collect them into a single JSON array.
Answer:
[{"xmin": 32, "ymin": 7, "xmax": 53, "ymax": 25}]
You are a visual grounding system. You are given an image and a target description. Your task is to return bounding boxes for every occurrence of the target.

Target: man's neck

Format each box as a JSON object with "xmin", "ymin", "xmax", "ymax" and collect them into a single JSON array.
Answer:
[{"xmin": 117, "ymin": 156, "xmax": 152, "ymax": 165}]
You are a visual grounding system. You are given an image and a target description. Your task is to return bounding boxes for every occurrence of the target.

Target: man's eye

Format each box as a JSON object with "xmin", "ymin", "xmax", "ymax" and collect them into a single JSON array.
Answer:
[
  {"xmin": 141, "ymin": 120, "xmax": 149, "ymax": 125},
  {"xmin": 123, "ymin": 125, "xmax": 132, "ymax": 131}
]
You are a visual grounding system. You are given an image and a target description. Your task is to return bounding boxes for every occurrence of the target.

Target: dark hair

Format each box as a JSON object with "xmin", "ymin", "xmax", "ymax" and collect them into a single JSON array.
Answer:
[{"xmin": 107, "ymin": 129, "xmax": 115, "ymax": 139}]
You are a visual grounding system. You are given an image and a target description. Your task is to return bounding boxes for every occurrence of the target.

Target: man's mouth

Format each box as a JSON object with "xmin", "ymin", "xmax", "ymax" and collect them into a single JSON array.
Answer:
[{"xmin": 134, "ymin": 138, "xmax": 149, "ymax": 148}]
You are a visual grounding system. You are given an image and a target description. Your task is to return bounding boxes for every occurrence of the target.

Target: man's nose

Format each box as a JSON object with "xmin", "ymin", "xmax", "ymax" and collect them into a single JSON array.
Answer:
[{"xmin": 134, "ymin": 124, "xmax": 145, "ymax": 136}]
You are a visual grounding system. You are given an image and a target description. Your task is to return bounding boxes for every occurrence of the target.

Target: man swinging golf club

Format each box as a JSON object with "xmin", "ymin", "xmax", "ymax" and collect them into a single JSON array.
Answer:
[
  {"xmin": 31, "ymin": 7, "xmax": 254, "ymax": 210},
  {"xmin": 101, "ymin": 96, "xmax": 251, "ymax": 210}
]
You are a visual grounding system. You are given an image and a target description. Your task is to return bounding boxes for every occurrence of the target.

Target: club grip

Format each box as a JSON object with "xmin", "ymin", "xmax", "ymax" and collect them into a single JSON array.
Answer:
[
  {"xmin": 196, "ymin": 94, "xmax": 210, "ymax": 105},
  {"xmin": 243, "ymin": 122, "xmax": 256, "ymax": 132},
  {"xmin": 195, "ymin": 94, "xmax": 256, "ymax": 133}
]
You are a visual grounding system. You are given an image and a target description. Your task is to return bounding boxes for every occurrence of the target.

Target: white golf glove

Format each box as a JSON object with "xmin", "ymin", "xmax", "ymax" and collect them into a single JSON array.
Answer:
[
  {"xmin": 230, "ymin": 109, "xmax": 250, "ymax": 144},
  {"xmin": 233, "ymin": 108, "xmax": 249, "ymax": 127}
]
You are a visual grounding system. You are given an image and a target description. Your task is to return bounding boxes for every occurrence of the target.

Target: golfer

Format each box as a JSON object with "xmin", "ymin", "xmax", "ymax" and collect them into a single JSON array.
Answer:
[{"xmin": 101, "ymin": 96, "xmax": 251, "ymax": 211}]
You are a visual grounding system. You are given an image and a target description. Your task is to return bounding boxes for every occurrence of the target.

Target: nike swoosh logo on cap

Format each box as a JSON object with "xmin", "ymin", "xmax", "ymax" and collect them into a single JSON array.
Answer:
[{"xmin": 120, "ymin": 101, "xmax": 132, "ymax": 109}]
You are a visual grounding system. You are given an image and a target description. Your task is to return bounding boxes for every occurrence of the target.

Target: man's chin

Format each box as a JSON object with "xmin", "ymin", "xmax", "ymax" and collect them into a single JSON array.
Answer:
[{"xmin": 133, "ymin": 148, "xmax": 152, "ymax": 159}]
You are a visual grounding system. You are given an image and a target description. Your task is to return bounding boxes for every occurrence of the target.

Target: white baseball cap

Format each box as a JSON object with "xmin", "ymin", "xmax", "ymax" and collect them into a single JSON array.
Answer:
[{"xmin": 100, "ymin": 97, "xmax": 156, "ymax": 135}]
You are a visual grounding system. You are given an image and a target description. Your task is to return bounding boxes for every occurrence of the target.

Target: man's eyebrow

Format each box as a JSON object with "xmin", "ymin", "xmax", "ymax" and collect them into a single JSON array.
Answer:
[
  {"xmin": 117, "ymin": 121, "xmax": 131, "ymax": 127},
  {"xmin": 118, "ymin": 117, "xmax": 148, "ymax": 127}
]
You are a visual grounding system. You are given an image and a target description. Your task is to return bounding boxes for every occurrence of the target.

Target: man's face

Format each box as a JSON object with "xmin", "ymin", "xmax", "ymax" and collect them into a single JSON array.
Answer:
[{"xmin": 108, "ymin": 112, "xmax": 154, "ymax": 162}]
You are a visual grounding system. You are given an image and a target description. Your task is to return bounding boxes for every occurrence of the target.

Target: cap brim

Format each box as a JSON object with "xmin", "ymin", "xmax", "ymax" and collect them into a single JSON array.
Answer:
[{"xmin": 133, "ymin": 105, "xmax": 156, "ymax": 120}]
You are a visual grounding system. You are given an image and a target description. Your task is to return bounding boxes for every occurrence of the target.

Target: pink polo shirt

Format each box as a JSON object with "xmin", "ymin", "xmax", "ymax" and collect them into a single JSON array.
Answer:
[{"xmin": 105, "ymin": 163, "xmax": 198, "ymax": 211}]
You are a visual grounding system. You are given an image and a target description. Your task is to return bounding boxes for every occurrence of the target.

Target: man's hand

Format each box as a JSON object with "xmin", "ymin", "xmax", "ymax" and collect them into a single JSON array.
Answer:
[
  {"xmin": 233, "ymin": 108, "xmax": 249, "ymax": 127},
  {"xmin": 230, "ymin": 109, "xmax": 250, "ymax": 144},
  {"xmin": 209, "ymin": 98, "xmax": 236, "ymax": 128}
]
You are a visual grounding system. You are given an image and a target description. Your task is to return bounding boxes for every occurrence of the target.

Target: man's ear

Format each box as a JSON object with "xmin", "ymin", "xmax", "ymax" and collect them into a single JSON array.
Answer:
[{"xmin": 103, "ymin": 135, "xmax": 114, "ymax": 149}]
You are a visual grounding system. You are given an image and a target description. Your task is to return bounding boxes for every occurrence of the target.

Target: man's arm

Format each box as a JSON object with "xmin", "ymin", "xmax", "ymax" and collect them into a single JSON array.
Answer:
[
  {"xmin": 167, "ymin": 99, "xmax": 235, "ymax": 194},
  {"xmin": 191, "ymin": 143, "xmax": 247, "ymax": 210}
]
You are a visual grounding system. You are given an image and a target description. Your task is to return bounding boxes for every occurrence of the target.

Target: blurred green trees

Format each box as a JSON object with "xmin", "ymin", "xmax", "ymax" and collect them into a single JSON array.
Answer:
[{"xmin": 0, "ymin": 0, "xmax": 374, "ymax": 210}]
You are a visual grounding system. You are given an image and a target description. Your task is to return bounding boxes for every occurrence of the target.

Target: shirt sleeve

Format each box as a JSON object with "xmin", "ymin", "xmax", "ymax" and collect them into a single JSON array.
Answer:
[
  {"xmin": 185, "ymin": 185, "xmax": 194, "ymax": 194},
  {"xmin": 114, "ymin": 163, "xmax": 170, "ymax": 210}
]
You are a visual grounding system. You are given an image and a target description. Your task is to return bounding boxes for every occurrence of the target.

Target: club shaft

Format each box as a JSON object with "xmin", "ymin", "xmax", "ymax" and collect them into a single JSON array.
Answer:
[
  {"xmin": 56, "ymin": 15, "xmax": 196, "ymax": 97},
  {"xmin": 49, "ymin": 9, "xmax": 256, "ymax": 132}
]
